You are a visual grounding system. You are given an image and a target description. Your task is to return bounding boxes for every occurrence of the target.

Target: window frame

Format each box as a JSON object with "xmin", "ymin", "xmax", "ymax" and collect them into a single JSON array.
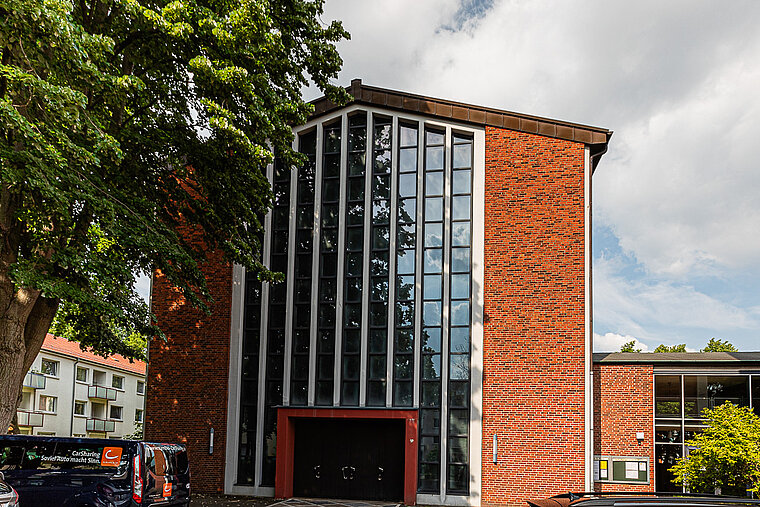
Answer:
[
  {"xmin": 75, "ymin": 366, "xmax": 88, "ymax": 383},
  {"xmin": 109, "ymin": 405, "xmax": 123, "ymax": 421},
  {"xmin": 38, "ymin": 395, "xmax": 58, "ymax": 414},
  {"xmin": 40, "ymin": 358, "xmax": 59, "ymax": 377},
  {"xmin": 111, "ymin": 375, "xmax": 125, "ymax": 390}
]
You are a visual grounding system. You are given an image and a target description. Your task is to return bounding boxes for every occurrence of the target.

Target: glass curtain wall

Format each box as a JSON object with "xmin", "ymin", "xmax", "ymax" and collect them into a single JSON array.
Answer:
[
  {"xmin": 654, "ymin": 374, "xmax": 755, "ymax": 492},
  {"xmin": 244, "ymin": 113, "xmax": 477, "ymax": 497}
]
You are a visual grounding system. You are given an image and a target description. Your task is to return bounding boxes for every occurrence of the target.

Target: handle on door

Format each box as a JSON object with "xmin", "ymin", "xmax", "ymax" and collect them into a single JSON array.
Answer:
[
  {"xmin": 377, "ymin": 466, "xmax": 384, "ymax": 481},
  {"xmin": 313, "ymin": 465, "xmax": 320, "ymax": 479},
  {"xmin": 341, "ymin": 466, "xmax": 355, "ymax": 480}
]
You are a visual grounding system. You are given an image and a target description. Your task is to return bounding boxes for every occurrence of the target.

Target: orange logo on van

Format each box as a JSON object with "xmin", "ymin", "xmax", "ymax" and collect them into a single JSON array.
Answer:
[
  {"xmin": 100, "ymin": 447, "xmax": 123, "ymax": 467},
  {"xmin": 163, "ymin": 482, "xmax": 172, "ymax": 497}
]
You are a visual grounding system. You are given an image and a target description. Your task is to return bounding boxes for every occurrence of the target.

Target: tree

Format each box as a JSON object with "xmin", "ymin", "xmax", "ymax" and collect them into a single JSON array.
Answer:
[
  {"xmin": 654, "ymin": 343, "xmax": 688, "ymax": 353},
  {"xmin": 0, "ymin": 0, "xmax": 348, "ymax": 432},
  {"xmin": 620, "ymin": 340, "xmax": 642, "ymax": 353},
  {"xmin": 670, "ymin": 402, "xmax": 760, "ymax": 495},
  {"xmin": 701, "ymin": 338, "xmax": 738, "ymax": 352}
]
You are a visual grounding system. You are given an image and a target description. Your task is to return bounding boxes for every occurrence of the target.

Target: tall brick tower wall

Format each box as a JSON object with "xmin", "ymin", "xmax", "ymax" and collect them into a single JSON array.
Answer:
[
  {"xmin": 481, "ymin": 126, "xmax": 588, "ymax": 505},
  {"xmin": 145, "ymin": 229, "xmax": 233, "ymax": 493}
]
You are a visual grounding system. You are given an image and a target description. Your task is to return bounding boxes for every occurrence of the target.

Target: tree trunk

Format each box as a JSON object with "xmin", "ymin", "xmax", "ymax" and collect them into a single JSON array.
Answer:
[{"xmin": 0, "ymin": 293, "xmax": 59, "ymax": 433}]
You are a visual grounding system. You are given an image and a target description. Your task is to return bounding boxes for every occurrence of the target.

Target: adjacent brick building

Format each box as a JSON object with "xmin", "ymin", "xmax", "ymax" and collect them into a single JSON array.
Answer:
[{"xmin": 147, "ymin": 80, "xmax": 612, "ymax": 506}]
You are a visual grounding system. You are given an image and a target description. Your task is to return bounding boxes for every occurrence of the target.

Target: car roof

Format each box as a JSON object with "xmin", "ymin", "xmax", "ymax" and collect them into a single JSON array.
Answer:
[{"xmin": 528, "ymin": 493, "xmax": 760, "ymax": 507}]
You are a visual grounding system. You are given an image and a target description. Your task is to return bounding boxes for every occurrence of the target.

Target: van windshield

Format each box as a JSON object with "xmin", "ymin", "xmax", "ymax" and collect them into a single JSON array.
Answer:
[
  {"xmin": 143, "ymin": 443, "xmax": 188, "ymax": 475},
  {"xmin": 0, "ymin": 442, "xmax": 130, "ymax": 472}
]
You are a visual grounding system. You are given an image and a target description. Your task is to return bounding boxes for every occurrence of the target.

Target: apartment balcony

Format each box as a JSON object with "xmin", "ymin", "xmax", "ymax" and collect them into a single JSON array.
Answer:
[
  {"xmin": 88, "ymin": 385, "xmax": 117, "ymax": 401},
  {"xmin": 23, "ymin": 372, "xmax": 46, "ymax": 389},
  {"xmin": 86, "ymin": 417, "xmax": 115, "ymax": 433},
  {"xmin": 16, "ymin": 409, "xmax": 44, "ymax": 427}
]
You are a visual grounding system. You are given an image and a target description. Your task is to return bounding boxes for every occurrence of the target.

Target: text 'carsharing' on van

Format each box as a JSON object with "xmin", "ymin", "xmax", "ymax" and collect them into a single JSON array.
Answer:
[{"xmin": 0, "ymin": 434, "xmax": 190, "ymax": 506}]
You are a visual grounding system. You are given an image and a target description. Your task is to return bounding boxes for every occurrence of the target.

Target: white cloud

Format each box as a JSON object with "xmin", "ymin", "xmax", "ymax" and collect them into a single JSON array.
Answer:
[
  {"xmin": 321, "ymin": 0, "xmax": 760, "ymax": 278},
  {"xmin": 594, "ymin": 255, "xmax": 760, "ymax": 345},
  {"xmin": 317, "ymin": 0, "xmax": 760, "ymax": 350},
  {"xmin": 594, "ymin": 332, "xmax": 649, "ymax": 353}
]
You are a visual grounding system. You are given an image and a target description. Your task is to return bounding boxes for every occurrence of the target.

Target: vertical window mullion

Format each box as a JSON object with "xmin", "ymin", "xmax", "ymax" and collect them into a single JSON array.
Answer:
[
  {"xmin": 439, "ymin": 125, "xmax": 452, "ymax": 498},
  {"xmin": 307, "ymin": 125, "xmax": 324, "ymax": 406},
  {"xmin": 360, "ymin": 111, "xmax": 372, "ymax": 407},
  {"xmin": 333, "ymin": 113, "xmax": 349, "ymax": 405},
  {"xmin": 386, "ymin": 115, "xmax": 399, "ymax": 407},
  {"xmin": 413, "ymin": 126, "xmax": 424, "ymax": 409}
]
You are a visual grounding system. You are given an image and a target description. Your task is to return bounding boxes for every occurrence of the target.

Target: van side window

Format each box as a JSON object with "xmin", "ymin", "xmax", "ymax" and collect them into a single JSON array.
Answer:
[{"xmin": 0, "ymin": 445, "xmax": 24, "ymax": 471}]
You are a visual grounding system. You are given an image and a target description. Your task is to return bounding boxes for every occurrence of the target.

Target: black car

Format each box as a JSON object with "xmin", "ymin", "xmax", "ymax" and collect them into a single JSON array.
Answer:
[
  {"xmin": 529, "ymin": 493, "xmax": 760, "ymax": 507},
  {"xmin": 0, "ymin": 434, "xmax": 190, "ymax": 506}
]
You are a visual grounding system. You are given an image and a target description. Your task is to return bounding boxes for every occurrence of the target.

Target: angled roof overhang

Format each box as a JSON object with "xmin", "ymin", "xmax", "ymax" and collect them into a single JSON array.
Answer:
[{"xmin": 308, "ymin": 79, "xmax": 613, "ymax": 170}]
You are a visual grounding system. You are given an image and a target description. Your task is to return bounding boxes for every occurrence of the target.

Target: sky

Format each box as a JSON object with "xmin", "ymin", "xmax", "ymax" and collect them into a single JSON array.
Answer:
[
  {"xmin": 306, "ymin": 0, "xmax": 760, "ymax": 352},
  {"xmin": 135, "ymin": 0, "xmax": 760, "ymax": 352}
]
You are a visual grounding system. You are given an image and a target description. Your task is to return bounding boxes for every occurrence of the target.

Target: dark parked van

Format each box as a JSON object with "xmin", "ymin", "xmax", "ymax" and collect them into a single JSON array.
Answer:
[{"xmin": 0, "ymin": 435, "xmax": 190, "ymax": 506}]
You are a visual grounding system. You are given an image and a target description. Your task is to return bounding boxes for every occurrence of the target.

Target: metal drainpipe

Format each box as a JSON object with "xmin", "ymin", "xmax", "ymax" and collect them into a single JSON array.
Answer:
[{"xmin": 70, "ymin": 359, "xmax": 79, "ymax": 436}]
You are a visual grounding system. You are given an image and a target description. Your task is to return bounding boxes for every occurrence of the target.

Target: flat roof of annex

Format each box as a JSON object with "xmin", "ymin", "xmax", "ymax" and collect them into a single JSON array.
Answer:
[
  {"xmin": 594, "ymin": 351, "xmax": 760, "ymax": 366},
  {"xmin": 309, "ymin": 79, "xmax": 613, "ymax": 150}
]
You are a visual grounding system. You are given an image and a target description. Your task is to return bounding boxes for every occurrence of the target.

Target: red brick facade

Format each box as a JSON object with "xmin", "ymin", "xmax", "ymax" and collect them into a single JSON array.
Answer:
[
  {"xmin": 593, "ymin": 363, "xmax": 654, "ymax": 492},
  {"xmin": 145, "ymin": 233, "xmax": 233, "ymax": 493},
  {"xmin": 481, "ymin": 126, "xmax": 587, "ymax": 506}
]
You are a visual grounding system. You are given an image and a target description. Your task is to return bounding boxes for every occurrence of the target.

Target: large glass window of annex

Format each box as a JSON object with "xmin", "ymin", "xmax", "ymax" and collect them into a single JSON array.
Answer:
[
  {"xmin": 654, "ymin": 374, "xmax": 759, "ymax": 492},
  {"xmin": 236, "ymin": 110, "xmax": 480, "ymax": 497}
]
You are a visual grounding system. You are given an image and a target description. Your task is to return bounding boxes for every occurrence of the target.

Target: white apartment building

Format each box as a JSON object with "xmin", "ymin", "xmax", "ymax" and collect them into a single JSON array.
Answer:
[{"xmin": 16, "ymin": 334, "xmax": 147, "ymax": 439}]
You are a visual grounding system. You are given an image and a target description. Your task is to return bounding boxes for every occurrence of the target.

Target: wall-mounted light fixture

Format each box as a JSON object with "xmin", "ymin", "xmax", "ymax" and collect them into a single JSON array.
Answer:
[
  {"xmin": 209, "ymin": 427, "xmax": 215, "ymax": 454},
  {"xmin": 635, "ymin": 431, "xmax": 645, "ymax": 442},
  {"xmin": 492, "ymin": 434, "xmax": 498, "ymax": 464}
]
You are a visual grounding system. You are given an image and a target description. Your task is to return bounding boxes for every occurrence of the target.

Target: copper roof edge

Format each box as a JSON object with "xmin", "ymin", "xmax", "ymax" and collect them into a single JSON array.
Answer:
[{"xmin": 308, "ymin": 79, "xmax": 613, "ymax": 147}]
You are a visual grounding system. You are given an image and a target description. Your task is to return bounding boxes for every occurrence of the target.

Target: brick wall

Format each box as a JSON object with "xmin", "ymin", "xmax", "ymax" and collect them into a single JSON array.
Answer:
[
  {"xmin": 593, "ymin": 363, "xmax": 654, "ymax": 492},
  {"xmin": 145, "ymin": 228, "xmax": 233, "ymax": 493},
  {"xmin": 482, "ymin": 126, "xmax": 587, "ymax": 506}
]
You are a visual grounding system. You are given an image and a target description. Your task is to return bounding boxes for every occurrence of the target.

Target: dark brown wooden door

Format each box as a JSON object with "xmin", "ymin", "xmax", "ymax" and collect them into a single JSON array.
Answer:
[{"xmin": 293, "ymin": 418, "xmax": 404, "ymax": 500}]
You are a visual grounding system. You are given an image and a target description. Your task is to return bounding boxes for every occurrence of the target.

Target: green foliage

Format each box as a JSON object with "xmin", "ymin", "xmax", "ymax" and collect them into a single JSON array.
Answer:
[
  {"xmin": 654, "ymin": 343, "xmax": 688, "ymax": 353},
  {"xmin": 0, "ymin": 0, "xmax": 348, "ymax": 358},
  {"xmin": 701, "ymin": 338, "xmax": 738, "ymax": 352},
  {"xmin": 670, "ymin": 402, "xmax": 760, "ymax": 495},
  {"xmin": 620, "ymin": 340, "xmax": 642, "ymax": 353}
]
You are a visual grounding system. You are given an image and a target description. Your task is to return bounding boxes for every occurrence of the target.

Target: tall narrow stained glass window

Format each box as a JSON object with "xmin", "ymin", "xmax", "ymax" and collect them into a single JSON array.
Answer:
[
  {"xmin": 260, "ymin": 158, "xmax": 291, "ymax": 486},
  {"xmin": 446, "ymin": 133, "xmax": 472, "ymax": 494},
  {"xmin": 367, "ymin": 116, "xmax": 392, "ymax": 406},
  {"xmin": 418, "ymin": 128, "xmax": 445, "ymax": 492},
  {"xmin": 394, "ymin": 122, "xmax": 418, "ymax": 407},
  {"xmin": 341, "ymin": 114, "xmax": 367, "ymax": 405},
  {"xmin": 316, "ymin": 121, "xmax": 341, "ymax": 406},
  {"xmin": 290, "ymin": 131, "xmax": 317, "ymax": 406}
]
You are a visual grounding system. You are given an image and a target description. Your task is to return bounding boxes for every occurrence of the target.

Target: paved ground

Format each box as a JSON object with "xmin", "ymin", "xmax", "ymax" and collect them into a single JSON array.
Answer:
[{"xmin": 191, "ymin": 496, "xmax": 400, "ymax": 507}]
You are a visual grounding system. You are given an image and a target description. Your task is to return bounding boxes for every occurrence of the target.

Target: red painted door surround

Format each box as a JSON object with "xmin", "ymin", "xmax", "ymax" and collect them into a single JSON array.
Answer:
[{"xmin": 274, "ymin": 408, "xmax": 419, "ymax": 505}]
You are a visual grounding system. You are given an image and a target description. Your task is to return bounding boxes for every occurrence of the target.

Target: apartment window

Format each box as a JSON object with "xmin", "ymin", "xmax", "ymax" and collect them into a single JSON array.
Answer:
[
  {"xmin": 92, "ymin": 370, "xmax": 106, "ymax": 386},
  {"xmin": 76, "ymin": 366, "xmax": 88, "ymax": 383},
  {"xmin": 74, "ymin": 401, "xmax": 86, "ymax": 416},
  {"xmin": 41, "ymin": 359, "xmax": 59, "ymax": 377},
  {"xmin": 112, "ymin": 375, "xmax": 124, "ymax": 390},
  {"xmin": 38, "ymin": 395, "xmax": 57, "ymax": 413},
  {"xmin": 110, "ymin": 405, "xmax": 123, "ymax": 420},
  {"xmin": 135, "ymin": 409, "xmax": 144, "ymax": 423},
  {"xmin": 136, "ymin": 380, "xmax": 145, "ymax": 395}
]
